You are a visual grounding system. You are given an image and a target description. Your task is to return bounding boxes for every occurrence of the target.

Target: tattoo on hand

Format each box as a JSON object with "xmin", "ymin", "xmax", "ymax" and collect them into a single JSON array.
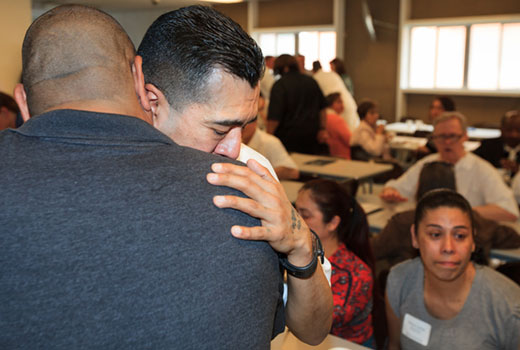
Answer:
[{"xmin": 291, "ymin": 207, "xmax": 302, "ymax": 232}]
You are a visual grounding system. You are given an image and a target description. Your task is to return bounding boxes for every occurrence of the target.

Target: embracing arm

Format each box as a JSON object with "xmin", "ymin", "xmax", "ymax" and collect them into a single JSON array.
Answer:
[{"xmin": 206, "ymin": 160, "xmax": 333, "ymax": 345}]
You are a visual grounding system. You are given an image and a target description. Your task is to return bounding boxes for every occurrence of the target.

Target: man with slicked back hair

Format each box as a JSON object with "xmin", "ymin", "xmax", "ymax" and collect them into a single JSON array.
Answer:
[
  {"xmin": 2, "ymin": 5, "xmax": 284, "ymax": 348},
  {"xmin": 137, "ymin": 6, "xmax": 333, "ymax": 345}
]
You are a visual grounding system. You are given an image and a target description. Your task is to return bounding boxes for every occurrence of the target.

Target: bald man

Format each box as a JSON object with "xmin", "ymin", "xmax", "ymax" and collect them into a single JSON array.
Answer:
[
  {"xmin": 137, "ymin": 6, "xmax": 332, "ymax": 344},
  {"xmin": 2, "ymin": 5, "xmax": 284, "ymax": 348}
]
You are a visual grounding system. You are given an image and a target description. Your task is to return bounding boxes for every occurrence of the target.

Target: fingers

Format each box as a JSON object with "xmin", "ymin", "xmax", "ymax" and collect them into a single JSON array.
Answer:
[
  {"xmin": 245, "ymin": 159, "xmax": 276, "ymax": 182},
  {"xmin": 213, "ymin": 194, "xmax": 271, "ymax": 219},
  {"xmin": 208, "ymin": 163, "xmax": 288, "ymax": 205}
]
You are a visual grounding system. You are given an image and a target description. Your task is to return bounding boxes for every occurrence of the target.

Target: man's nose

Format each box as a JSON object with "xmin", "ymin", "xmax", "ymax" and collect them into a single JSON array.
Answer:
[{"xmin": 213, "ymin": 127, "xmax": 242, "ymax": 160}]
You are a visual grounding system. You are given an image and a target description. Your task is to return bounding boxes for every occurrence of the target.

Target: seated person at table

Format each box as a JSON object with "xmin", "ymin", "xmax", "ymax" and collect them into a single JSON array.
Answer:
[
  {"xmin": 474, "ymin": 110, "xmax": 520, "ymax": 177},
  {"xmin": 296, "ymin": 179, "xmax": 375, "ymax": 348},
  {"xmin": 386, "ymin": 189, "xmax": 520, "ymax": 350},
  {"xmin": 372, "ymin": 161, "xmax": 520, "ymax": 279},
  {"xmin": 324, "ymin": 92, "xmax": 352, "ymax": 160},
  {"xmin": 381, "ymin": 111, "xmax": 519, "ymax": 222},
  {"xmin": 240, "ymin": 116, "xmax": 299, "ymax": 180},
  {"xmin": 350, "ymin": 100, "xmax": 392, "ymax": 160},
  {"xmin": 416, "ymin": 96, "xmax": 456, "ymax": 158}
]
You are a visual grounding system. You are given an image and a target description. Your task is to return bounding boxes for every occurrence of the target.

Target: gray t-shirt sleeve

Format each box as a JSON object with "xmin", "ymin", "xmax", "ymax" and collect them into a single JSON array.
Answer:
[{"xmin": 386, "ymin": 258, "xmax": 421, "ymax": 319}]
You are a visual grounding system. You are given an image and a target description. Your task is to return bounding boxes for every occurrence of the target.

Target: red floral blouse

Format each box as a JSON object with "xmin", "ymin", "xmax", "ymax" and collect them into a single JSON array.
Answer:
[{"xmin": 328, "ymin": 243, "xmax": 374, "ymax": 346}]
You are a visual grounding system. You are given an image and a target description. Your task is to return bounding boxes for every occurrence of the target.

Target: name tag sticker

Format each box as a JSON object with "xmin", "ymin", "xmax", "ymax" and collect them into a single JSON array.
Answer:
[{"xmin": 402, "ymin": 313, "xmax": 431, "ymax": 346}]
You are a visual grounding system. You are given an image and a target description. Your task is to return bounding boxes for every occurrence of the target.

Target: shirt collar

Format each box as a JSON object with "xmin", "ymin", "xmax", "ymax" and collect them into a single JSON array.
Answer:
[{"xmin": 13, "ymin": 109, "xmax": 175, "ymax": 146}]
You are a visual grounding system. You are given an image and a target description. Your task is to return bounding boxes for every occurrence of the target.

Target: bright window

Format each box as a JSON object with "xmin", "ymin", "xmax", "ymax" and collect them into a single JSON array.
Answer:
[
  {"xmin": 256, "ymin": 30, "xmax": 336, "ymax": 72},
  {"xmin": 468, "ymin": 23, "xmax": 501, "ymax": 90},
  {"xmin": 500, "ymin": 23, "xmax": 520, "ymax": 89},
  {"xmin": 406, "ymin": 20, "xmax": 520, "ymax": 92},
  {"xmin": 409, "ymin": 26, "xmax": 466, "ymax": 89}
]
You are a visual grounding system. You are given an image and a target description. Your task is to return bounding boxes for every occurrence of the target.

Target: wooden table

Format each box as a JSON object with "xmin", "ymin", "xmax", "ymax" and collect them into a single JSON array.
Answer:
[
  {"xmin": 291, "ymin": 153, "xmax": 393, "ymax": 185},
  {"xmin": 271, "ymin": 329, "xmax": 371, "ymax": 350}
]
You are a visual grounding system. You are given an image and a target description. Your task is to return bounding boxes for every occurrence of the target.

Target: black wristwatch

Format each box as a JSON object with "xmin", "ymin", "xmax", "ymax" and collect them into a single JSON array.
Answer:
[{"xmin": 278, "ymin": 230, "xmax": 325, "ymax": 279}]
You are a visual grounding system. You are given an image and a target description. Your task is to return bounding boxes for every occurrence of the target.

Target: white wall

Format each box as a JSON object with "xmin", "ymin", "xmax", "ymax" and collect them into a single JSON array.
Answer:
[
  {"xmin": 0, "ymin": 0, "xmax": 32, "ymax": 95},
  {"xmin": 110, "ymin": 8, "xmax": 180, "ymax": 48}
]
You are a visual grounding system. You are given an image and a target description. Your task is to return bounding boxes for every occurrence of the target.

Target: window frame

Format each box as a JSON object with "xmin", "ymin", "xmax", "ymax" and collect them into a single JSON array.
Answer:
[
  {"xmin": 251, "ymin": 26, "xmax": 337, "ymax": 71},
  {"xmin": 399, "ymin": 14, "xmax": 520, "ymax": 97}
]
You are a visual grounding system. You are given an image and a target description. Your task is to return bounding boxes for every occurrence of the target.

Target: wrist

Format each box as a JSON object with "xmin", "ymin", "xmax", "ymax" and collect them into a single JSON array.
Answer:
[{"xmin": 279, "ymin": 230, "xmax": 324, "ymax": 279}]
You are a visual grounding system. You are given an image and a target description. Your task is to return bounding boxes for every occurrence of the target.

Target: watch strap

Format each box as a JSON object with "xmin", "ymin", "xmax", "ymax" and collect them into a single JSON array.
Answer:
[{"xmin": 278, "ymin": 230, "xmax": 324, "ymax": 279}]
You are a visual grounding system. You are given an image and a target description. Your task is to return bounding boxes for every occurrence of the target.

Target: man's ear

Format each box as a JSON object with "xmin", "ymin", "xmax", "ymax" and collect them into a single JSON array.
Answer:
[
  {"xmin": 13, "ymin": 84, "xmax": 31, "ymax": 122},
  {"xmin": 132, "ymin": 55, "xmax": 151, "ymax": 113},
  {"xmin": 411, "ymin": 224, "xmax": 419, "ymax": 249},
  {"xmin": 144, "ymin": 83, "xmax": 172, "ymax": 130}
]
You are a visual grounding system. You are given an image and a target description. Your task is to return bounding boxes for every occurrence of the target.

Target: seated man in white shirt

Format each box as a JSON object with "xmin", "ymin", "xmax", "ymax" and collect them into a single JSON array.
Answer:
[
  {"xmin": 381, "ymin": 111, "xmax": 519, "ymax": 222},
  {"xmin": 240, "ymin": 117, "xmax": 299, "ymax": 181}
]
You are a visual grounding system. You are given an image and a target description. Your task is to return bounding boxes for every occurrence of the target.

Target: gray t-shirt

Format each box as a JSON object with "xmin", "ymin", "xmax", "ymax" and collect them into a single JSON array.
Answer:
[
  {"xmin": 387, "ymin": 258, "xmax": 520, "ymax": 349},
  {"xmin": 0, "ymin": 110, "xmax": 284, "ymax": 349}
]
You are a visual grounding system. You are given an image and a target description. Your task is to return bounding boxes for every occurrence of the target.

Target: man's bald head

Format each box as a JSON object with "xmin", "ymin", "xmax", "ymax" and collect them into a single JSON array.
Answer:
[{"xmin": 21, "ymin": 5, "xmax": 136, "ymax": 116}]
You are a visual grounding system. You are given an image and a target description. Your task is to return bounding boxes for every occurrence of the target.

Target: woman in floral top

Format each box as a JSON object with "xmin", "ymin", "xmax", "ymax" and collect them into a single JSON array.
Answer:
[{"xmin": 296, "ymin": 179, "xmax": 375, "ymax": 348}]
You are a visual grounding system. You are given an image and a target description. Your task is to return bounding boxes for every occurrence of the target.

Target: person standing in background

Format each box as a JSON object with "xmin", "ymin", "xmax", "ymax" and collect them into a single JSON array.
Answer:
[
  {"xmin": 267, "ymin": 54, "xmax": 329, "ymax": 155},
  {"xmin": 313, "ymin": 60, "xmax": 359, "ymax": 130},
  {"xmin": 330, "ymin": 58, "xmax": 354, "ymax": 97}
]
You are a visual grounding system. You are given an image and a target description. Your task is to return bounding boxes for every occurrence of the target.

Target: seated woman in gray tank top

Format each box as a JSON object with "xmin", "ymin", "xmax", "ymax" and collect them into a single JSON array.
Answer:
[{"xmin": 385, "ymin": 189, "xmax": 520, "ymax": 350}]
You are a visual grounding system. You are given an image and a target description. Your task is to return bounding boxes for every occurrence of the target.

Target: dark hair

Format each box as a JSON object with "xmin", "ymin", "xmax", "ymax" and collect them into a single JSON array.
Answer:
[
  {"xmin": 300, "ymin": 179, "xmax": 375, "ymax": 271},
  {"xmin": 0, "ymin": 92, "xmax": 19, "ymax": 114},
  {"xmin": 273, "ymin": 54, "xmax": 299, "ymax": 76},
  {"xmin": 414, "ymin": 189, "xmax": 475, "ymax": 239},
  {"xmin": 138, "ymin": 5, "xmax": 264, "ymax": 112},
  {"xmin": 325, "ymin": 92, "xmax": 341, "ymax": 108},
  {"xmin": 312, "ymin": 60, "xmax": 322, "ymax": 73},
  {"xmin": 435, "ymin": 96, "xmax": 456, "ymax": 112},
  {"xmin": 21, "ymin": 5, "xmax": 135, "ymax": 116},
  {"xmin": 416, "ymin": 161, "xmax": 456, "ymax": 201},
  {"xmin": 357, "ymin": 100, "xmax": 377, "ymax": 120},
  {"xmin": 413, "ymin": 189, "xmax": 487, "ymax": 263},
  {"xmin": 501, "ymin": 110, "xmax": 520, "ymax": 127},
  {"xmin": 330, "ymin": 58, "xmax": 346, "ymax": 75}
]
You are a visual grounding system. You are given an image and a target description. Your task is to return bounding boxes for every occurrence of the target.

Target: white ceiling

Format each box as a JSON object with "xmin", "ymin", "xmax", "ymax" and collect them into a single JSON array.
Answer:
[{"xmin": 31, "ymin": 0, "xmax": 255, "ymax": 11}]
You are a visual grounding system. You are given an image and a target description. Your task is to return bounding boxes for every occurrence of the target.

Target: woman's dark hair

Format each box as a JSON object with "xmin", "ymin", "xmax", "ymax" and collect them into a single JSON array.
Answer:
[
  {"xmin": 325, "ymin": 92, "xmax": 341, "ymax": 108},
  {"xmin": 357, "ymin": 100, "xmax": 377, "ymax": 120},
  {"xmin": 413, "ymin": 189, "xmax": 487, "ymax": 264},
  {"xmin": 300, "ymin": 179, "xmax": 374, "ymax": 271},
  {"xmin": 273, "ymin": 54, "xmax": 300, "ymax": 76},
  {"xmin": 414, "ymin": 189, "xmax": 474, "ymax": 237},
  {"xmin": 330, "ymin": 57, "xmax": 346, "ymax": 75},
  {"xmin": 435, "ymin": 96, "xmax": 456, "ymax": 112},
  {"xmin": 416, "ymin": 161, "xmax": 456, "ymax": 201}
]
